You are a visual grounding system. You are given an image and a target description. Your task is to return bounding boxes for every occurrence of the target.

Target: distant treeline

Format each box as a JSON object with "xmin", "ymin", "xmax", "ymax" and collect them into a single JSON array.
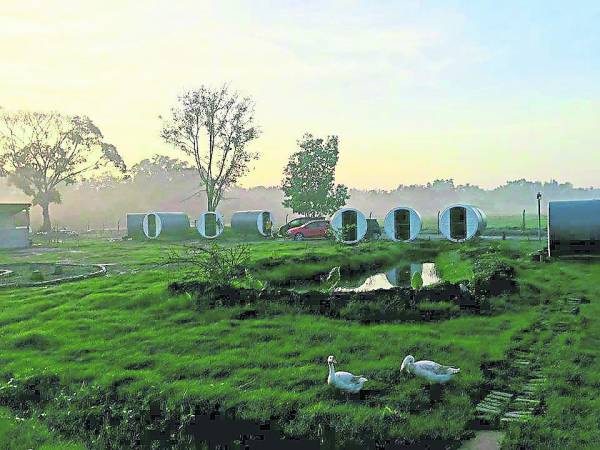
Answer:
[{"xmin": 1, "ymin": 161, "xmax": 598, "ymax": 230}]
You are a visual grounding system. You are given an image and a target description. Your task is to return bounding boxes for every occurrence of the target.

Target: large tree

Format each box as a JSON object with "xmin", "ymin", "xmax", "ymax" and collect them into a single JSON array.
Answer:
[
  {"xmin": 0, "ymin": 111, "xmax": 126, "ymax": 230},
  {"xmin": 281, "ymin": 133, "xmax": 349, "ymax": 217},
  {"xmin": 130, "ymin": 154, "xmax": 192, "ymax": 180},
  {"xmin": 161, "ymin": 84, "xmax": 260, "ymax": 212}
]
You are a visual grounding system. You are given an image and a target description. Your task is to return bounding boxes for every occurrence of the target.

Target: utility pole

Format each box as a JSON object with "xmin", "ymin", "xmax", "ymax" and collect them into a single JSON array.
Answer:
[{"xmin": 536, "ymin": 192, "xmax": 542, "ymax": 241}]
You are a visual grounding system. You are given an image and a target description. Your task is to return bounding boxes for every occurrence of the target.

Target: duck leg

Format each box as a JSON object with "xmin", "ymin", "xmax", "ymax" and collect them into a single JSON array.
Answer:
[{"xmin": 429, "ymin": 383, "xmax": 443, "ymax": 405}]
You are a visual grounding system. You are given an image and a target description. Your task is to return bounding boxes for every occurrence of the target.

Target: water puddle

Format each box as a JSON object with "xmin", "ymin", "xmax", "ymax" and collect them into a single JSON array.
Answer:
[
  {"xmin": 336, "ymin": 263, "xmax": 441, "ymax": 292},
  {"xmin": 295, "ymin": 262, "xmax": 442, "ymax": 293}
]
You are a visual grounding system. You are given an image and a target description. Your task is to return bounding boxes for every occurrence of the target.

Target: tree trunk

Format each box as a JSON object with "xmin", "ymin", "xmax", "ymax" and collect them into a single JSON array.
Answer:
[
  {"xmin": 40, "ymin": 202, "xmax": 52, "ymax": 231},
  {"xmin": 205, "ymin": 181, "xmax": 214, "ymax": 212},
  {"xmin": 207, "ymin": 187, "xmax": 219, "ymax": 212}
]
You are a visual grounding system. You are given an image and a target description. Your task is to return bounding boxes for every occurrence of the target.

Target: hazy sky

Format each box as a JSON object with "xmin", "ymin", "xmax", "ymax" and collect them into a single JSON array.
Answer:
[{"xmin": 2, "ymin": 1, "xmax": 599, "ymax": 189}]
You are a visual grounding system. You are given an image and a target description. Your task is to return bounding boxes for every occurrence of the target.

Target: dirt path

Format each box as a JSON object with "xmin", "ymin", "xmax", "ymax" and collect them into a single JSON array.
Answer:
[{"xmin": 459, "ymin": 431, "xmax": 505, "ymax": 450}]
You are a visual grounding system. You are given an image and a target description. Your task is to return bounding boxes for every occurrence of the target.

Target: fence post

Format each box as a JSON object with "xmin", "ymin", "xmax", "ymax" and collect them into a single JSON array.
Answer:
[{"xmin": 537, "ymin": 193, "xmax": 542, "ymax": 241}]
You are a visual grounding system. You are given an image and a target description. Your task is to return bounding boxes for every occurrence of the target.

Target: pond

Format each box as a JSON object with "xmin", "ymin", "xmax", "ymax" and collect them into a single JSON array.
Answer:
[
  {"xmin": 295, "ymin": 262, "xmax": 442, "ymax": 293},
  {"xmin": 336, "ymin": 262, "xmax": 441, "ymax": 292}
]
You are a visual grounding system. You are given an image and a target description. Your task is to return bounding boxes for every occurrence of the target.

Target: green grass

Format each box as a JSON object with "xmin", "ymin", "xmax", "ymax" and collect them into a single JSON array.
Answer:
[
  {"xmin": 499, "ymin": 255, "xmax": 600, "ymax": 449},
  {"xmin": 1, "ymin": 236, "xmax": 473, "ymax": 287},
  {"xmin": 0, "ymin": 407, "xmax": 85, "ymax": 450},
  {"xmin": 0, "ymin": 268, "xmax": 534, "ymax": 446},
  {"xmin": 420, "ymin": 214, "xmax": 547, "ymax": 236},
  {"xmin": 0, "ymin": 237, "xmax": 597, "ymax": 448},
  {"xmin": 435, "ymin": 249, "xmax": 475, "ymax": 283}
]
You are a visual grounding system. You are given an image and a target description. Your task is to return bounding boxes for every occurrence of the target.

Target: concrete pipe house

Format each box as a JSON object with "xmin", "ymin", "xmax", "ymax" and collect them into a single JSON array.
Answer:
[
  {"xmin": 384, "ymin": 207, "xmax": 422, "ymax": 242},
  {"xmin": 231, "ymin": 211, "xmax": 274, "ymax": 237},
  {"xmin": 126, "ymin": 213, "xmax": 146, "ymax": 238},
  {"xmin": 331, "ymin": 207, "xmax": 368, "ymax": 244},
  {"xmin": 0, "ymin": 203, "xmax": 31, "ymax": 249},
  {"xmin": 439, "ymin": 204, "xmax": 487, "ymax": 242},
  {"xmin": 197, "ymin": 211, "xmax": 225, "ymax": 239},
  {"xmin": 548, "ymin": 199, "xmax": 600, "ymax": 257},
  {"xmin": 143, "ymin": 212, "xmax": 190, "ymax": 239}
]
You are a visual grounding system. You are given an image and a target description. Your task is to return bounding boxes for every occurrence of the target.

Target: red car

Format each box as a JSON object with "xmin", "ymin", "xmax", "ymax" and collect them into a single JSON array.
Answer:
[{"xmin": 287, "ymin": 219, "xmax": 330, "ymax": 240}]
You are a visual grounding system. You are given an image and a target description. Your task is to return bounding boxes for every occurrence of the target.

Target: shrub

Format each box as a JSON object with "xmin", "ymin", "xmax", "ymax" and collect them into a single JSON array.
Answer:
[
  {"xmin": 470, "ymin": 254, "xmax": 517, "ymax": 298},
  {"xmin": 167, "ymin": 244, "xmax": 250, "ymax": 287}
]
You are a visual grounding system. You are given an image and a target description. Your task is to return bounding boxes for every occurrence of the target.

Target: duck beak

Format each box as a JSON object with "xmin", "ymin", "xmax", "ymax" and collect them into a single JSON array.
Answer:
[{"xmin": 400, "ymin": 362, "xmax": 406, "ymax": 372}]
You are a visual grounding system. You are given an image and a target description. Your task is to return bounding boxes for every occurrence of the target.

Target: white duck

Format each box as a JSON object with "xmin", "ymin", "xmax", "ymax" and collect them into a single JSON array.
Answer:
[
  {"xmin": 327, "ymin": 355, "xmax": 368, "ymax": 393},
  {"xmin": 400, "ymin": 355, "xmax": 460, "ymax": 384}
]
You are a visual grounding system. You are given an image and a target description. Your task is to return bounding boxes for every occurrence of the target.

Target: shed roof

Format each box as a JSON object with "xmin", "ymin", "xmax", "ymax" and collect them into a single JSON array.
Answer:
[{"xmin": 0, "ymin": 203, "xmax": 31, "ymax": 216}]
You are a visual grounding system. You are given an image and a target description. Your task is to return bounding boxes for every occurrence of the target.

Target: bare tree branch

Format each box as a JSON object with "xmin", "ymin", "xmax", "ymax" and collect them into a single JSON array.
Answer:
[{"xmin": 161, "ymin": 84, "xmax": 260, "ymax": 212}]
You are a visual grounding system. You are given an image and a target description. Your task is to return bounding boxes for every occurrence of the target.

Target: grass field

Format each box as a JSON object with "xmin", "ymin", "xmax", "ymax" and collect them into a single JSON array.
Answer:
[
  {"xmin": 0, "ymin": 234, "xmax": 598, "ymax": 449},
  {"xmin": 0, "ymin": 407, "xmax": 85, "ymax": 450},
  {"xmin": 420, "ymin": 214, "xmax": 547, "ymax": 236}
]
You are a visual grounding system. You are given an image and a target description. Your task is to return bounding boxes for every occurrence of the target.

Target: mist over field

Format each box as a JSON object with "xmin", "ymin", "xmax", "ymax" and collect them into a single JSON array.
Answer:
[{"xmin": 2, "ymin": 170, "xmax": 598, "ymax": 231}]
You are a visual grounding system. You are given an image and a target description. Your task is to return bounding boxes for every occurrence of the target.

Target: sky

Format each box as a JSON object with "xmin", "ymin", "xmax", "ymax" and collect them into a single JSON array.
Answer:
[{"xmin": 1, "ymin": 0, "xmax": 599, "ymax": 190}]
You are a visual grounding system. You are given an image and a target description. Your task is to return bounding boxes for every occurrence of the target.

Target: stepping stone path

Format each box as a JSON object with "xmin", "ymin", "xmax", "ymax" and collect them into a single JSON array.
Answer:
[
  {"xmin": 559, "ymin": 297, "xmax": 587, "ymax": 316},
  {"xmin": 475, "ymin": 296, "xmax": 588, "ymax": 429},
  {"xmin": 475, "ymin": 346, "xmax": 546, "ymax": 427},
  {"xmin": 475, "ymin": 390, "xmax": 513, "ymax": 422}
]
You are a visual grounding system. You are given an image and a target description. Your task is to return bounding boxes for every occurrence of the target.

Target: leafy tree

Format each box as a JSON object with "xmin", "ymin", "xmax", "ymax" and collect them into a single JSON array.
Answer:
[
  {"xmin": 281, "ymin": 133, "xmax": 349, "ymax": 217},
  {"xmin": 130, "ymin": 154, "xmax": 192, "ymax": 180},
  {"xmin": 0, "ymin": 111, "xmax": 126, "ymax": 230},
  {"xmin": 161, "ymin": 84, "xmax": 260, "ymax": 212}
]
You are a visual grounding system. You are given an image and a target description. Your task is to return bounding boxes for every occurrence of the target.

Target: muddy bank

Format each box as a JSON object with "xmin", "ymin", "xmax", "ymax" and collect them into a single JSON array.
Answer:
[
  {"xmin": 169, "ymin": 280, "xmax": 481, "ymax": 322},
  {"xmin": 0, "ymin": 375, "xmax": 458, "ymax": 450},
  {"xmin": 170, "ymin": 251, "xmax": 518, "ymax": 322}
]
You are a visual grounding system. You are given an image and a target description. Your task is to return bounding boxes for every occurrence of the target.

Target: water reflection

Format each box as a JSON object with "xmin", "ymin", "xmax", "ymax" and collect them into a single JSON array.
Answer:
[{"xmin": 335, "ymin": 262, "xmax": 441, "ymax": 292}]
